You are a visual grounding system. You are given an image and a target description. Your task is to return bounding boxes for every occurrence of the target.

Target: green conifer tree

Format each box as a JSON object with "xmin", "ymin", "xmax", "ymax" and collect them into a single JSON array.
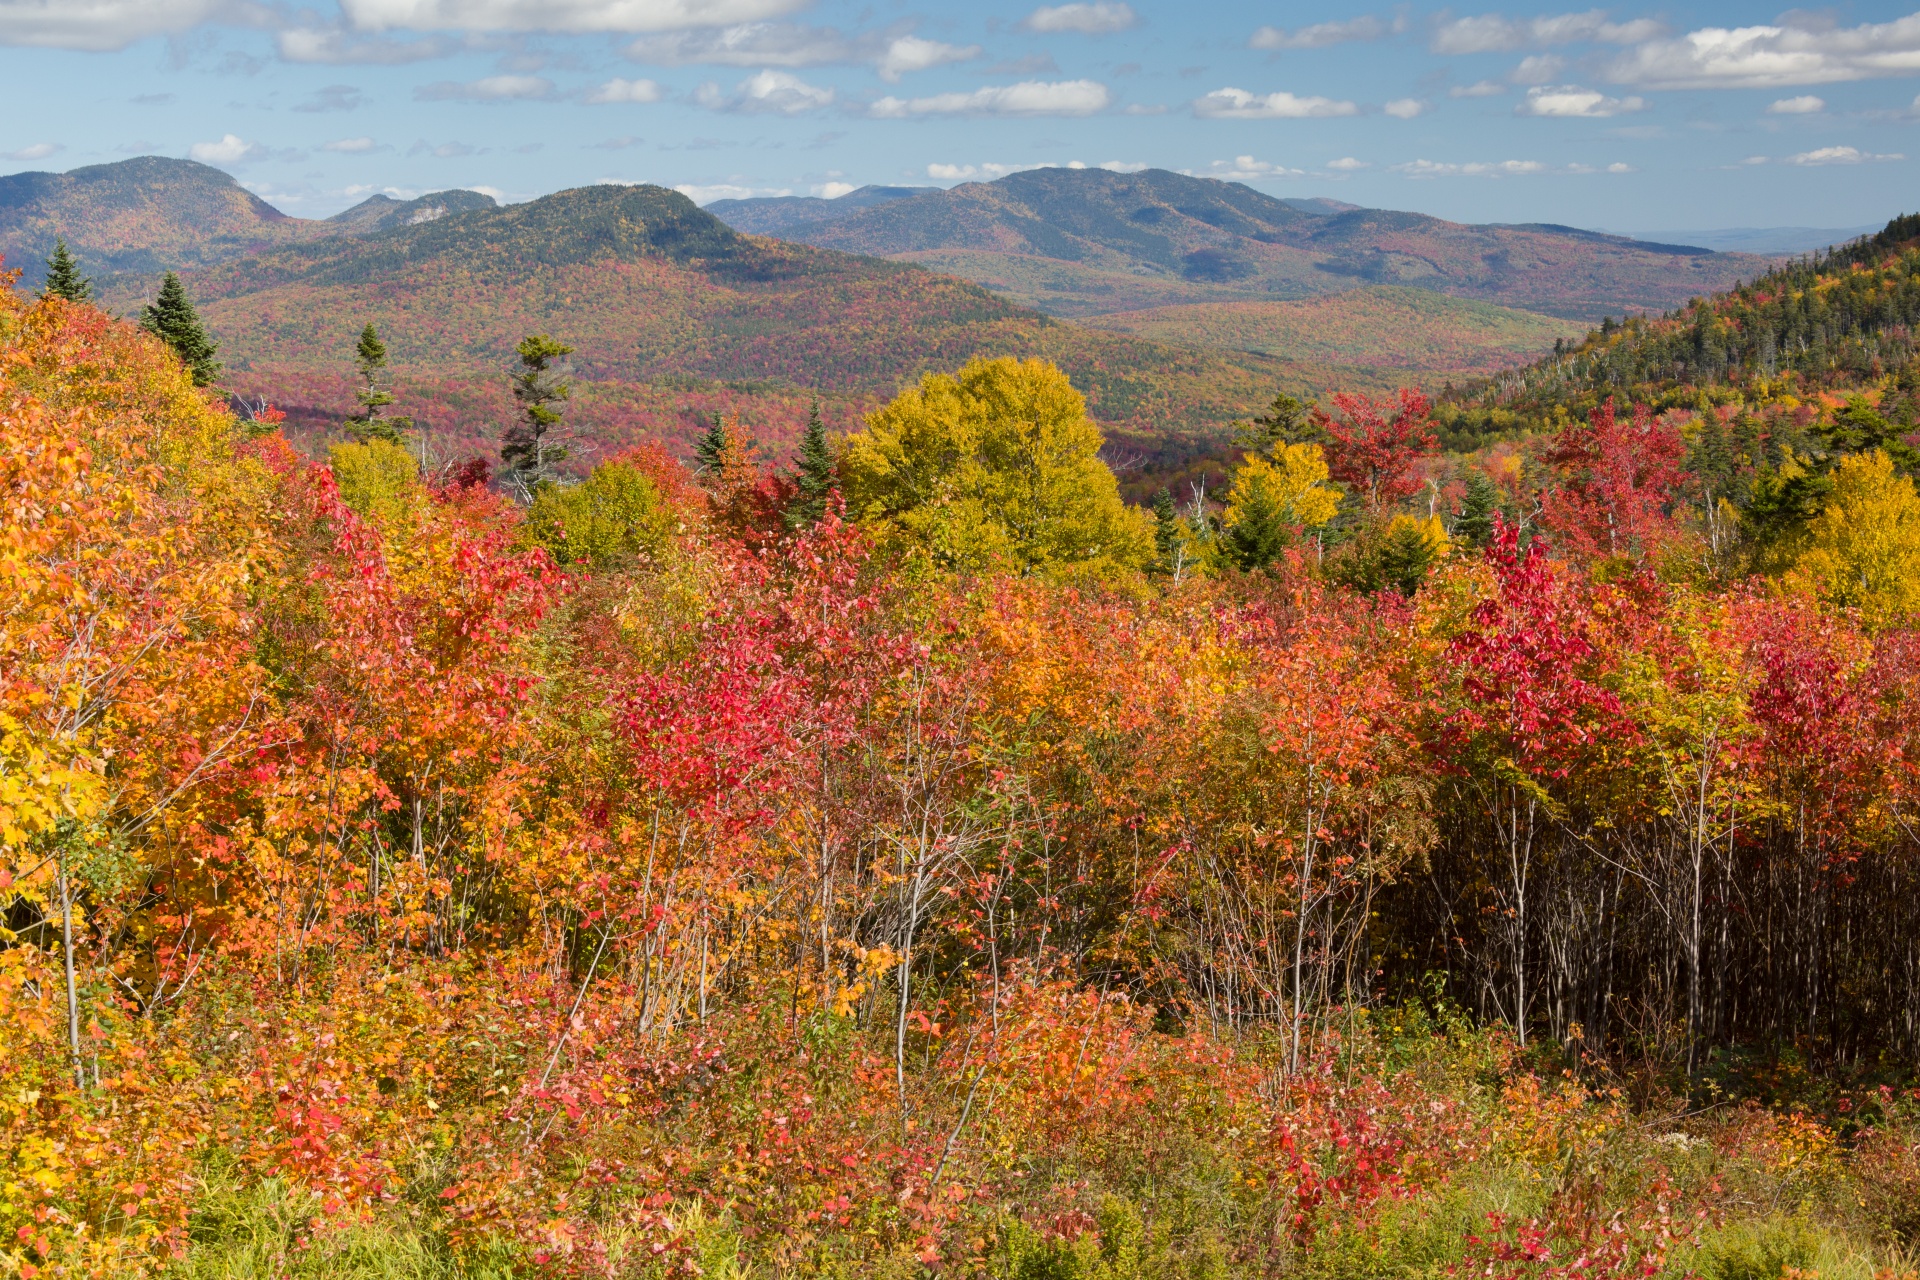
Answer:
[
  {"xmin": 499, "ymin": 334, "xmax": 575, "ymax": 501},
  {"xmin": 1453, "ymin": 469, "xmax": 1502, "ymax": 548},
  {"xmin": 1151, "ymin": 488, "xmax": 1181, "ymax": 569},
  {"xmin": 346, "ymin": 323, "xmax": 413, "ymax": 445},
  {"xmin": 41, "ymin": 239, "xmax": 92, "ymax": 303},
  {"xmin": 693, "ymin": 413, "xmax": 731, "ymax": 476},
  {"xmin": 1223, "ymin": 472, "xmax": 1293, "ymax": 570},
  {"xmin": 784, "ymin": 401, "xmax": 836, "ymax": 529},
  {"xmin": 1237, "ymin": 391, "xmax": 1323, "ymax": 450},
  {"xmin": 140, "ymin": 272, "xmax": 220, "ymax": 387}
]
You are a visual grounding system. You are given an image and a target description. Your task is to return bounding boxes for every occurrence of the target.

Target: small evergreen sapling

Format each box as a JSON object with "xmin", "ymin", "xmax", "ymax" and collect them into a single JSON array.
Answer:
[
  {"xmin": 500, "ymin": 334, "xmax": 575, "ymax": 501},
  {"xmin": 784, "ymin": 401, "xmax": 836, "ymax": 529},
  {"xmin": 346, "ymin": 323, "xmax": 413, "ymax": 446},
  {"xmin": 41, "ymin": 239, "xmax": 92, "ymax": 303},
  {"xmin": 140, "ymin": 272, "xmax": 220, "ymax": 387}
]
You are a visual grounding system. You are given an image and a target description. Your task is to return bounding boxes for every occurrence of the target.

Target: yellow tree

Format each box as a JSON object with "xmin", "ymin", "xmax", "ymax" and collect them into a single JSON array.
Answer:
[
  {"xmin": 1793, "ymin": 449, "xmax": 1920, "ymax": 629},
  {"xmin": 840, "ymin": 356, "xmax": 1153, "ymax": 578}
]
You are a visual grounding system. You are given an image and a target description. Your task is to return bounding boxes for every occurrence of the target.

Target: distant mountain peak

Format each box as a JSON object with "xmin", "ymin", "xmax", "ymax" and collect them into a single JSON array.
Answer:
[{"xmin": 326, "ymin": 189, "xmax": 499, "ymax": 235}]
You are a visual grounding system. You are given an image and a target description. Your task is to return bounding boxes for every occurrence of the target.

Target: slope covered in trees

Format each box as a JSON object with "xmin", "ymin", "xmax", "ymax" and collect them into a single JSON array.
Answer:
[
  {"xmin": 179, "ymin": 182, "xmax": 1284, "ymax": 445},
  {"xmin": 734, "ymin": 167, "xmax": 1772, "ymax": 321},
  {"xmin": 8, "ymin": 263, "xmax": 1920, "ymax": 1279}
]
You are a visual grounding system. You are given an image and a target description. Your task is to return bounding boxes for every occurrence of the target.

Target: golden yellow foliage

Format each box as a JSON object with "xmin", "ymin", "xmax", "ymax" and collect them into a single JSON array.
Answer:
[
  {"xmin": 1223, "ymin": 441, "xmax": 1342, "ymax": 534},
  {"xmin": 1794, "ymin": 449, "xmax": 1920, "ymax": 628}
]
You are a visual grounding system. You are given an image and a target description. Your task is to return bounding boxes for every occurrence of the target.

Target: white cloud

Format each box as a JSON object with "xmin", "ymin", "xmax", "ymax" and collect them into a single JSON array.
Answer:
[
  {"xmin": 878, "ymin": 35, "xmax": 979, "ymax": 81},
  {"xmin": 1193, "ymin": 87, "xmax": 1359, "ymax": 119},
  {"xmin": 1099, "ymin": 160, "xmax": 1148, "ymax": 172},
  {"xmin": 586, "ymin": 76, "xmax": 665, "ymax": 102},
  {"xmin": 1383, "ymin": 97, "xmax": 1426, "ymax": 118},
  {"xmin": 322, "ymin": 136, "xmax": 378, "ymax": 152},
  {"xmin": 1432, "ymin": 10, "xmax": 1666, "ymax": 55},
  {"xmin": 189, "ymin": 133, "xmax": 266, "ymax": 164},
  {"xmin": 339, "ymin": 0, "xmax": 806, "ymax": 34},
  {"xmin": 696, "ymin": 69, "xmax": 834, "ymax": 113},
  {"xmin": 277, "ymin": 28, "xmax": 456, "ymax": 62},
  {"xmin": 1188, "ymin": 155, "xmax": 1305, "ymax": 181},
  {"xmin": 0, "ymin": 0, "xmax": 231, "ymax": 51},
  {"xmin": 5, "ymin": 142, "xmax": 61, "ymax": 161},
  {"xmin": 1767, "ymin": 95, "xmax": 1825, "ymax": 114},
  {"xmin": 1327, "ymin": 156, "xmax": 1370, "ymax": 170},
  {"xmin": 673, "ymin": 182, "xmax": 792, "ymax": 203},
  {"xmin": 873, "ymin": 79, "xmax": 1110, "ymax": 117},
  {"xmin": 1021, "ymin": 2, "xmax": 1135, "ymax": 35},
  {"xmin": 1511, "ymin": 54, "xmax": 1564, "ymax": 84},
  {"xmin": 1451, "ymin": 79, "xmax": 1506, "ymax": 97},
  {"xmin": 416, "ymin": 74, "xmax": 555, "ymax": 101},
  {"xmin": 1123, "ymin": 103, "xmax": 1167, "ymax": 115},
  {"xmin": 926, "ymin": 161, "xmax": 1049, "ymax": 180},
  {"xmin": 1250, "ymin": 16, "xmax": 1391, "ymax": 50},
  {"xmin": 1393, "ymin": 158, "xmax": 1549, "ymax": 177},
  {"xmin": 1516, "ymin": 85, "xmax": 1645, "ymax": 117},
  {"xmin": 814, "ymin": 181, "xmax": 856, "ymax": 197},
  {"xmin": 1785, "ymin": 145, "xmax": 1903, "ymax": 165},
  {"xmin": 1604, "ymin": 14, "xmax": 1920, "ymax": 89}
]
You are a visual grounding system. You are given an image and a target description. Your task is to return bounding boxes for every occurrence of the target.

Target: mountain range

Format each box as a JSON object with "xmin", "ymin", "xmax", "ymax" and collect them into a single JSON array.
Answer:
[{"xmin": 700, "ymin": 167, "xmax": 1772, "ymax": 322}]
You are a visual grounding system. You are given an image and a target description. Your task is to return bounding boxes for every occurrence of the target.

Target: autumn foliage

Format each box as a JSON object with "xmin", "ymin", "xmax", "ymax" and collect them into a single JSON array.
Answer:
[{"xmin": 5, "ymin": 277, "xmax": 1920, "ymax": 1280}]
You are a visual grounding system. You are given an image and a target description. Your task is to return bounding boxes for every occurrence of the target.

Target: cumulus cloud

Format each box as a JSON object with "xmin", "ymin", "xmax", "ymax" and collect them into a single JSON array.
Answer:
[
  {"xmin": 1603, "ymin": 13, "xmax": 1920, "ymax": 89},
  {"xmin": 926, "ymin": 161, "xmax": 1045, "ymax": 180},
  {"xmin": 814, "ymin": 181, "xmax": 856, "ymax": 197},
  {"xmin": 321, "ymin": 136, "xmax": 378, "ymax": 152},
  {"xmin": 1021, "ymin": 2, "xmax": 1135, "ymax": 34},
  {"xmin": 277, "ymin": 29, "xmax": 458, "ymax": 62},
  {"xmin": 409, "ymin": 139, "xmax": 477, "ymax": 157},
  {"xmin": 416, "ymin": 74, "xmax": 554, "ymax": 100},
  {"xmin": 873, "ymin": 79, "xmax": 1110, "ymax": 117},
  {"xmin": 1193, "ymin": 87, "xmax": 1359, "ymax": 119},
  {"xmin": 0, "ymin": 0, "xmax": 232, "ymax": 51},
  {"xmin": 1451, "ymin": 79, "xmax": 1506, "ymax": 96},
  {"xmin": 878, "ymin": 35, "xmax": 979, "ymax": 81},
  {"xmin": 1327, "ymin": 157, "xmax": 1369, "ymax": 171},
  {"xmin": 1383, "ymin": 97, "xmax": 1426, "ymax": 118},
  {"xmin": 1249, "ymin": 15, "xmax": 1392, "ymax": 50},
  {"xmin": 695, "ymin": 69, "xmax": 834, "ymax": 113},
  {"xmin": 1432, "ymin": 10, "xmax": 1666, "ymax": 55},
  {"xmin": 1785, "ymin": 145, "xmax": 1903, "ymax": 165},
  {"xmin": 586, "ymin": 76, "xmax": 665, "ymax": 102},
  {"xmin": 189, "ymin": 133, "xmax": 266, "ymax": 164},
  {"xmin": 1516, "ymin": 85, "xmax": 1645, "ymax": 116},
  {"xmin": 1186, "ymin": 155, "xmax": 1305, "ymax": 181},
  {"xmin": 1510, "ymin": 54, "xmax": 1565, "ymax": 84},
  {"xmin": 1767, "ymin": 94, "xmax": 1825, "ymax": 114},
  {"xmin": 5, "ymin": 142, "xmax": 61, "ymax": 161},
  {"xmin": 338, "ymin": 0, "xmax": 807, "ymax": 34}
]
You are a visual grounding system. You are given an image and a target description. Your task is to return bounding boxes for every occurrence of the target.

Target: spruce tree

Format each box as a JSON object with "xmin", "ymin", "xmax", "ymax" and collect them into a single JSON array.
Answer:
[
  {"xmin": 346, "ymin": 323, "xmax": 412, "ymax": 445},
  {"xmin": 1237, "ymin": 391, "xmax": 1323, "ymax": 449},
  {"xmin": 140, "ymin": 272, "xmax": 220, "ymax": 387},
  {"xmin": 1151, "ymin": 488, "xmax": 1181, "ymax": 568},
  {"xmin": 784, "ymin": 400, "xmax": 835, "ymax": 529},
  {"xmin": 693, "ymin": 413, "xmax": 731, "ymax": 476},
  {"xmin": 41, "ymin": 239, "xmax": 92, "ymax": 303},
  {"xmin": 1223, "ymin": 472, "xmax": 1292, "ymax": 570},
  {"xmin": 499, "ymin": 334, "xmax": 575, "ymax": 501},
  {"xmin": 1453, "ymin": 469, "xmax": 1502, "ymax": 547}
]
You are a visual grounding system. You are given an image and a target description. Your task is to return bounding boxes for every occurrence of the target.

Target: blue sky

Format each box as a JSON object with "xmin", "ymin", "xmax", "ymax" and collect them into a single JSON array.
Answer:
[{"xmin": 2, "ymin": 0, "xmax": 1918, "ymax": 231}]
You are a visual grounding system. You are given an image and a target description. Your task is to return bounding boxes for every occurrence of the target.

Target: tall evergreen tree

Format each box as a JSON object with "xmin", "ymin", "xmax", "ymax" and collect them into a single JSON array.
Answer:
[
  {"xmin": 499, "ymin": 334, "xmax": 575, "ymax": 501},
  {"xmin": 140, "ymin": 272, "xmax": 220, "ymax": 387},
  {"xmin": 1453, "ymin": 469, "xmax": 1503, "ymax": 547},
  {"xmin": 784, "ymin": 400, "xmax": 836, "ymax": 529},
  {"xmin": 1238, "ymin": 391, "xmax": 1323, "ymax": 449},
  {"xmin": 1222, "ymin": 472, "xmax": 1293, "ymax": 570},
  {"xmin": 346, "ymin": 323, "xmax": 413, "ymax": 445},
  {"xmin": 41, "ymin": 239, "xmax": 92, "ymax": 303},
  {"xmin": 693, "ymin": 413, "xmax": 732, "ymax": 476}
]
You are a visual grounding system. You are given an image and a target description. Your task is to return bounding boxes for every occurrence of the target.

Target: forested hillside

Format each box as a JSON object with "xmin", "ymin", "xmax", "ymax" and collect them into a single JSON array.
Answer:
[{"xmin": 9, "ymin": 238, "xmax": 1920, "ymax": 1280}]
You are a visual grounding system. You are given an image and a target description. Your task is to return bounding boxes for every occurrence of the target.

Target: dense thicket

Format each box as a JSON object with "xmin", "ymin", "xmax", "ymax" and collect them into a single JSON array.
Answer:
[{"xmin": 6, "ymin": 267, "xmax": 1920, "ymax": 1280}]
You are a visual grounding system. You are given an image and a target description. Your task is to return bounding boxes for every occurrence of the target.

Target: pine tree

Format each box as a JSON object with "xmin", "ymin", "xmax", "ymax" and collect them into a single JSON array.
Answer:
[
  {"xmin": 784, "ymin": 401, "xmax": 836, "ymax": 529},
  {"xmin": 499, "ymin": 334, "xmax": 575, "ymax": 501},
  {"xmin": 346, "ymin": 323, "xmax": 412, "ymax": 445},
  {"xmin": 140, "ymin": 272, "xmax": 220, "ymax": 387},
  {"xmin": 1237, "ymin": 391, "xmax": 1322, "ymax": 450},
  {"xmin": 41, "ymin": 239, "xmax": 92, "ymax": 303},
  {"xmin": 1453, "ymin": 469, "xmax": 1502, "ymax": 547},
  {"xmin": 693, "ymin": 413, "xmax": 731, "ymax": 476},
  {"xmin": 1223, "ymin": 472, "xmax": 1292, "ymax": 570}
]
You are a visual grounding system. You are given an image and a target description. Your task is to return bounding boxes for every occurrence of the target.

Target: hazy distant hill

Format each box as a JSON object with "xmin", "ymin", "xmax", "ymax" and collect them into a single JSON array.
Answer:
[
  {"xmin": 705, "ymin": 184, "xmax": 936, "ymax": 236},
  {"xmin": 324, "ymin": 189, "xmax": 499, "ymax": 235},
  {"xmin": 185, "ymin": 182, "xmax": 1286, "ymax": 447},
  {"xmin": 1619, "ymin": 225, "xmax": 1881, "ymax": 255},
  {"xmin": 713, "ymin": 167, "xmax": 1773, "ymax": 322},
  {"xmin": 0, "ymin": 157, "xmax": 314, "ymax": 281}
]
